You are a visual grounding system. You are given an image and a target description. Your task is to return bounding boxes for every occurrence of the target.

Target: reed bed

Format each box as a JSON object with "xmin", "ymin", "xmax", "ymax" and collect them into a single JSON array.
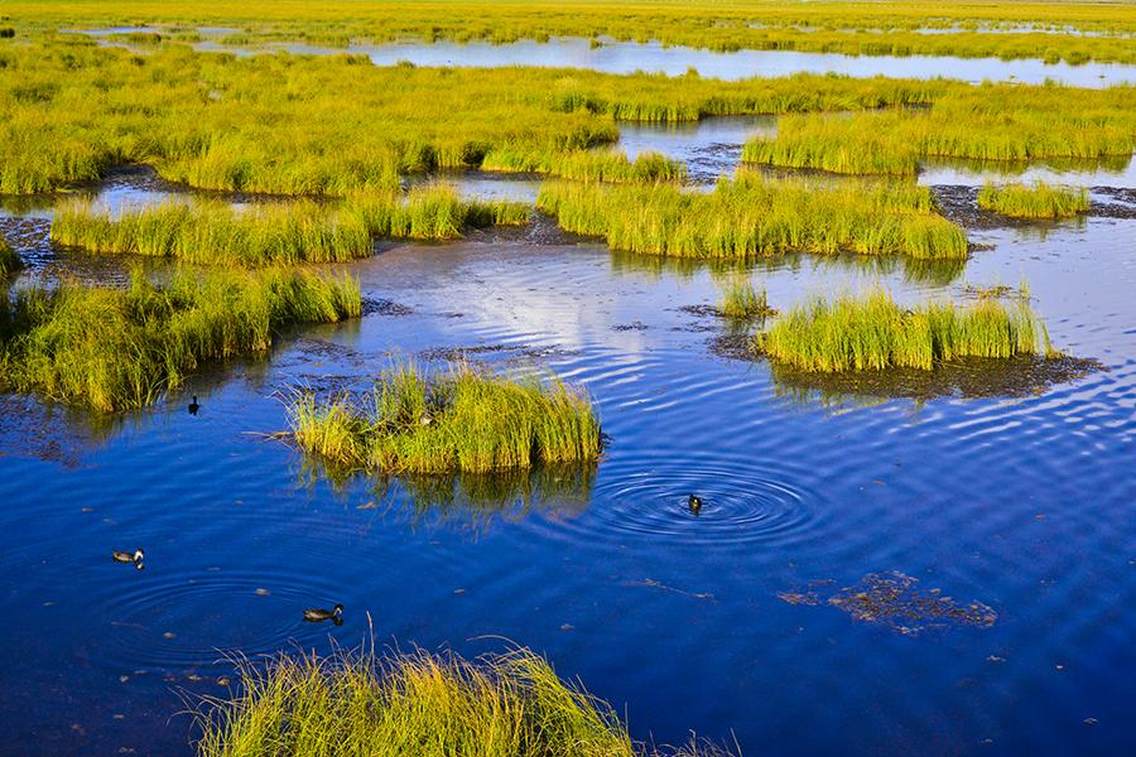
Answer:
[
  {"xmin": 194, "ymin": 645, "xmax": 729, "ymax": 757},
  {"xmin": 0, "ymin": 268, "xmax": 361, "ymax": 411},
  {"xmin": 50, "ymin": 185, "xmax": 528, "ymax": 266},
  {"xmin": 288, "ymin": 365, "xmax": 602, "ymax": 475},
  {"xmin": 537, "ymin": 175, "xmax": 968, "ymax": 260},
  {"xmin": 757, "ymin": 290, "xmax": 1054, "ymax": 372},
  {"xmin": 0, "ymin": 238, "xmax": 20, "ymax": 276},
  {"xmin": 976, "ymin": 182, "xmax": 1090, "ymax": 219},
  {"xmin": 483, "ymin": 149, "xmax": 687, "ymax": 184},
  {"xmin": 14, "ymin": 1, "xmax": 1136, "ymax": 65}
]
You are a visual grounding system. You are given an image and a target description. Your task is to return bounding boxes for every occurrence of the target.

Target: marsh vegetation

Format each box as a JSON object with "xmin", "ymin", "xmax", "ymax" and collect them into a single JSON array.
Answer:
[
  {"xmin": 195, "ymin": 646, "xmax": 730, "ymax": 757},
  {"xmin": 538, "ymin": 175, "xmax": 968, "ymax": 260},
  {"xmin": 976, "ymin": 182, "xmax": 1090, "ymax": 219},
  {"xmin": 289, "ymin": 365, "xmax": 601, "ymax": 475},
  {"xmin": 0, "ymin": 268, "xmax": 360, "ymax": 411},
  {"xmin": 757, "ymin": 290, "xmax": 1054, "ymax": 372},
  {"xmin": 50, "ymin": 185, "xmax": 528, "ymax": 265}
]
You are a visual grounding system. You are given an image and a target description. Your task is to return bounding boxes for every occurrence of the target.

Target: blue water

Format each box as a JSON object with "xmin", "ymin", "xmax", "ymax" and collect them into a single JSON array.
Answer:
[{"xmin": 2, "ymin": 206, "xmax": 1135, "ymax": 754}]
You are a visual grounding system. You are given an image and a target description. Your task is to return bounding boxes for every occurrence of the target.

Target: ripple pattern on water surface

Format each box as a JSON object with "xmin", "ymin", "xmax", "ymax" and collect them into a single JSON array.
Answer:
[
  {"xmin": 91, "ymin": 569, "xmax": 347, "ymax": 670},
  {"xmin": 533, "ymin": 453, "xmax": 823, "ymax": 550}
]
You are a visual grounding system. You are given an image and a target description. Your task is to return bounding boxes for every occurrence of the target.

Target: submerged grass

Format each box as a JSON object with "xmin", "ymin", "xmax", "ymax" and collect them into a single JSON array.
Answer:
[
  {"xmin": 289, "ymin": 365, "xmax": 602, "ymax": 475},
  {"xmin": 976, "ymin": 182, "xmax": 1090, "ymax": 219},
  {"xmin": 50, "ymin": 185, "xmax": 528, "ymax": 266},
  {"xmin": 0, "ymin": 267, "xmax": 360, "ymax": 411},
  {"xmin": 757, "ymin": 290, "xmax": 1054, "ymax": 372},
  {"xmin": 194, "ymin": 645, "xmax": 730, "ymax": 757},
  {"xmin": 537, "ymin": 174, "xmax": 968, "ymax": 260}
]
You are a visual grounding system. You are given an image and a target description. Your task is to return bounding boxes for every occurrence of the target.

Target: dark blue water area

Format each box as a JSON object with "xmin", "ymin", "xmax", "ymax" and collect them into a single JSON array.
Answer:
[{"xmin": 1, "ymin": 216, "xmax": 1135, "ymax": 755}]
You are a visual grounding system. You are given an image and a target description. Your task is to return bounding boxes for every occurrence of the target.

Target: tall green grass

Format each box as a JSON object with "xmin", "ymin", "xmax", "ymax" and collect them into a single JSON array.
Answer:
[
  {"xmin": 0, "ymin": 268, "xmax": 361, "ymax": 411},
  {"xmin": 976, "ymin": 182, "xmax": 1090, "ymax": 219},
  {"xmin": 289, "ymin": 365, "xmax": 602, "ymax": 475},
  {"xmin": 537, "ymin": 175, "xmax": 968, "ymax": 260},
  {"xmin": 0, "ymin": 238, "xmax": 21, "ymax": 276},
  {"xmin": 50, "ymin": 185, "xmax": 529, "ymax": 266},
  {"xmin": 757, "ymin": 289, "xmax": 1054, "ymax": 372},
  {"xmin": 194, "ymin": 645, "xmax": 730, "ymax": 757}
]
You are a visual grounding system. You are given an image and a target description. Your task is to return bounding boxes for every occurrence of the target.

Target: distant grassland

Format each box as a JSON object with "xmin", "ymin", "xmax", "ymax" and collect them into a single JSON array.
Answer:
[
  {"xmin": 977, "ymin": 182, "xmax": 1091, "ymax": 219},
  {"xmin": 537, "ymin": 175, "xmax": 968, "ymax": 260},
  {"xmin": 757, "ymin": 290, "xmax": 1054, "ymax": 372},
  {"xmin": 0, "ymin": 268, "xmax": 360, "ymax": 411},
  {"xmin": 50, "ymin": 185, "xmax": 529, "ymax": 265},
  {"xmin": 7, "ymin": 1, "xmax": 1136, "ymax": 65},
  {"xmin": 0, "ymin": 38, "xmax": 954, "ymax": 196},
  {"xmin": 743, "ymin": 87, "xmax": 1136, "ymax": 175}
]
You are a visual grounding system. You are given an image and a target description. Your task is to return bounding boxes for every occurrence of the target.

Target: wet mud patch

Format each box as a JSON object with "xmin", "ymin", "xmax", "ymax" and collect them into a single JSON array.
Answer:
[
  {"xmin": 612, "ymin": 320, "xmax": 648, "ymax": 332},
  {"xmin": 780, "ymin": 571, "xmax": 997, "ymax": 635},
  {"xmin": 932, "ymin": 184, "xmax": 1136, "ymax": 231},
  {"xmin": 361, "ymin": 297, "xmax": 414, "ymax": 317},
  {"xmin": 417, "ymin": 343, "xmax": 576, "ymax": 363}
]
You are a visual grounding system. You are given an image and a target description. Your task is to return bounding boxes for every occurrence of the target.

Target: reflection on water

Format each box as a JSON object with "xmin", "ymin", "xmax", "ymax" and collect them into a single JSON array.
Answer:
[{"xmin": 920, "ymin": 154, "xmax": 1136, "ymax": 188}]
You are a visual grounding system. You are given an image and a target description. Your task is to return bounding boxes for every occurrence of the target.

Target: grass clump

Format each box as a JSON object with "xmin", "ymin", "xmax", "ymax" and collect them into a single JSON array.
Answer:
[
  {"xmin": 537, "ymin": 175, "xmax": 967, "ymax": 260},
  {"xmin": 0, "ymin": 268, "xmax": 361, "ymax": 411},
  {"xmin": 757, "ymin": 289, "xmax": 1054, "ymax": 373},
  {"xmin": 719, "ymin": 275, "xmax": 772, "ymax": 320},
  {"xmin": 195, "ymin": 645, "xmax": 729, "ymax": 757},
  {"xmin": 976, "ymin": 182, "xmax": 1090, "ymax": 219},
  {"xmin": 289, "ymin": 364, "xmax": 602, "ymax": 475},
  {"xmin": 484, "ymin": 149, "xmax": 687, "ymax": 184},
  {"xmin": 50, "ymin": 185, "xmax": 528, "ymax": 266},
  {"xmin": 0, "ymin": 238, "xmax": 21, "ymax": 276}
]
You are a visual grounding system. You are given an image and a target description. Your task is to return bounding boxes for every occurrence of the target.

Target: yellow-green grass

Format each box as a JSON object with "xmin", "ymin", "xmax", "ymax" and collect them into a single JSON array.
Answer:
[
  {"xmin": 289, "ymin": 364, "xmax": 602, "ymax": 475},
  {"xmin": 537, "ymin": 175, "xmax": 968, "ymax": 260},
  {"xmin": 757, "ymin": 289, "xmax": 1054, "ymax": 372},
  {"xmin": 719, "ymin": 275, "xmax": 772, "ymax": 320},
  {"xmin": 743, "ymin": 89, "xmax": 1136, "ymax": 175},
  {"xmin": 0, "ymin": 37, "xmax": 981, "ymax": 196},
  {"xmin": 49, "ymin": 185, "xmax": 528, "ymax": 266},
  {"xmin": 0, "ymin": 238, "xmax": 20, "ymax": 276},
  {"xmin": 12, "ymin": 1, "xmax": 1136, "ymax": 65},
  {"xmin": 976, "ymin": 182, "xmax": 1090, "ymax": 219},
  {"xmin": 0, "ymin": 268, "xmax": 360, "ymax": 411},
  {"xmin": 194, "ymin": 645, "xmax": 730, "ymax": 757}
]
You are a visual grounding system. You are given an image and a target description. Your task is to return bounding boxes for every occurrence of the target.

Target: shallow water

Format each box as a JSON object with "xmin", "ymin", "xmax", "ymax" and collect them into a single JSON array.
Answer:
[
  {"xmin": 273, "ymin": 38, "xmax": 1136, "ymax": 88},
  {"xmin": 2, "ymin": 209, "xmax": 1135, "ymax": 754},
  {"xmin": 919, "ymin": 156, "xmax": 1136, "ymax": 189}
]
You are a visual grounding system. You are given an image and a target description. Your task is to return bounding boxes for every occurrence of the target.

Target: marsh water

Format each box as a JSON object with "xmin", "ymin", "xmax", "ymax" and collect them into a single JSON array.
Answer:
[
  {"xmin": 82, "ymin": 28, "xmax": 1136, "ymax": 88},
  {"xmin": 3, "ymin": 184, "xmax": 1136, "ymax": 755},
  {"xmin": 5, "ymin": 30, "xmax": 1136, "ymax": 755}
]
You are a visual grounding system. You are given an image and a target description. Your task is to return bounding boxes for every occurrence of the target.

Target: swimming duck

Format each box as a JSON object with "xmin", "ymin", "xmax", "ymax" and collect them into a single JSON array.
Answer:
[
  {"xmin": 303, "ymin": 603, "xmax": 344, "ymax": 623},
  {"xmin": 112, "ymin": 548, "xmax": 145, "ymax": 567},
  {"xmin": 687, "ymin": 494, "xmax": 703, "ymax": 515},
  {"xmin": 188, "ymin": 395, "xmax": 200, "ymax": 416}
]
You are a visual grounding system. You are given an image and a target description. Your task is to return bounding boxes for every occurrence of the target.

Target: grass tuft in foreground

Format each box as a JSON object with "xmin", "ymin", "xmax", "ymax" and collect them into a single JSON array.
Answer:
[
  {"xmin": 976, "ymin": 182, "xmax": 1090, "ymax": 219},
  {"xmin": 0, "ymin": 268, "xmax": 360, "ymax": 411},
  {"xmin": 0, "ymin": 238, "xmax": 21, "ymax": 276},
  {"xmin": 50, "ymin": 185, "xmax": 529, "ymax": 267},
  {"xmin": 538, "ymin": 175, "xmax": 967, "ymax": 260},
  {"xmin": 195, "ymin": 645, "xmax": 730, "ymax": 757},
  {"xmin": 289, "ymin": 365, "xmax": 601, "ymax": 475},
  {"xmin": 757, "ymin": 290, "xmax": 1054, "ymax": 372}
]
